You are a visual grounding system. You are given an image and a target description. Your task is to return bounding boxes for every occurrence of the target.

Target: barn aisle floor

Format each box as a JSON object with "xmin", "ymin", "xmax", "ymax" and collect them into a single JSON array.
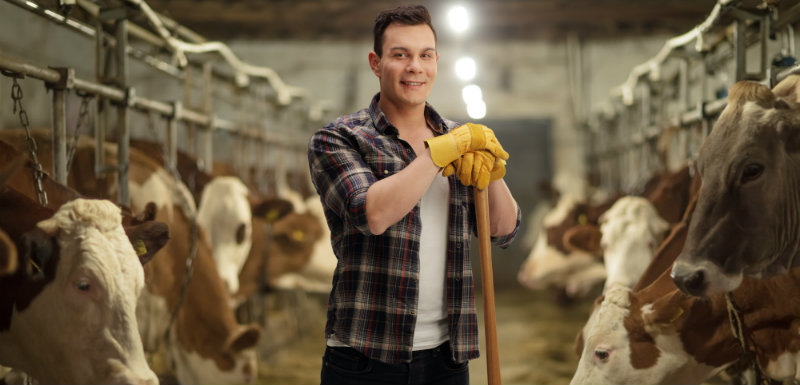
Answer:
[{"xmin": 255, "ymin": 288, "xmax": 595, "ymax": 385}]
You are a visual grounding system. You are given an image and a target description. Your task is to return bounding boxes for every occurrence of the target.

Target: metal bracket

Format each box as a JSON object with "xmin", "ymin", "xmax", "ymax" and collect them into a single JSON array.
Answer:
[
  {"xmin": 46, "ymin": 67, "xmax": 75, "ymax": 90},
  {"xmin": 124, "ymin": 86, "xmax": 136, "ymax": 107}
]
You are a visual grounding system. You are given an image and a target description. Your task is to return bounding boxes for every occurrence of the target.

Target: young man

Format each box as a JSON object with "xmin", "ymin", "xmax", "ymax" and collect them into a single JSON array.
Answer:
[{"xmin": 308, "ymin": 5, "xmax": 520, "ymax": 385}]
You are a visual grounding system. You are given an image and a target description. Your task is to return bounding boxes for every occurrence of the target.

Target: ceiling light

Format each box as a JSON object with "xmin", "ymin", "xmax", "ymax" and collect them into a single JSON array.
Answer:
[
  {"xmin": 448, "ymin": 6, "xmax": 469, "ymax": 34},
  {"xmin": 455, "ymin": 57, "xmax": 476, "ymax": 81},
  {"xmin": 462, "ymin": 84, "xmax": 483, "ymax": 104},
  {"xmin": 467, "ymin": 100, "xmax": 486, "ymax": 119}
]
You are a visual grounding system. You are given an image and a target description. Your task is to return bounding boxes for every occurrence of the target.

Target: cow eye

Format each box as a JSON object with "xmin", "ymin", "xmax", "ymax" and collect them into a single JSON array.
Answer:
[
  {"xmin": 740, "ymin": 163, "xmax": 764, "ymax": 184},
  {"xmin": 75, "ymin": 279, "xmax": 91, "ymax": 292},
  {"xmin": 594, "ymin": 349, "xmax": 609, "ymax": 362},
  {"xmin": 236, "ymin": 224, "xmax": 246, "ymax": 244}
]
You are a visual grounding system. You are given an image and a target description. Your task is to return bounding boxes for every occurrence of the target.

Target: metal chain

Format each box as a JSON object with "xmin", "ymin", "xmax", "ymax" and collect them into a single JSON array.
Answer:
[
  {"xmin": 11, "ymin": 78, "xmax": 48, "ymax": 207},
  {"xmin": 66, "ymin": 92, "xmax": 93, "ymax": 173},
  {"xmin": 725, "ymin": 293, "xmax": 775, "ymax": 385}
]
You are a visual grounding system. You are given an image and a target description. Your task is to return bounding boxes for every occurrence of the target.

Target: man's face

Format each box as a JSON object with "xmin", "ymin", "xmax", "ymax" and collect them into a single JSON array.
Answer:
[{"xmin": 369, "ymin": 22, "xmax": 438, "ymax": 110}]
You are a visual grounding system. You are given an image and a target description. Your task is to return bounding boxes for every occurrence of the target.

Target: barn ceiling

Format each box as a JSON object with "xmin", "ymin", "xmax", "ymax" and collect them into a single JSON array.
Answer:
[{"xmin": 141, "ymin": 0, "xmax": 726, "ymax": 42}]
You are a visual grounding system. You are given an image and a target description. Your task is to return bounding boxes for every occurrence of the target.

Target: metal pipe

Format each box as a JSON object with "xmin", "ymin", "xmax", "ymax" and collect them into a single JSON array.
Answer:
[
  {"xmin": 167, "ymin": 103, "xmax": 179, "ymax": 172},
  {"xmin": 51, "ymin": 89, "xmax": 67, "ymax": 184},
  {"xmin": 116, "ymin": 19, "xmax": 130, "ymax": 206},
  {"xmin": 0, "ymin": 52, "xmax": 301, "ymax": 148}
]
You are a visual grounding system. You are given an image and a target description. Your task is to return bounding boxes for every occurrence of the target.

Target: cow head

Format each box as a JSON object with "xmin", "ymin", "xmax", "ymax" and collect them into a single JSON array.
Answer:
[
  {"xmin": 2, "ymin": 199, "xmax": 158, "ymax": 385},
  {"xmin": 197, "ymin": 177, "xmax": 257, "ymax": 295},
  {"xmin": 517, "ymin": 194, "xmax": 613, "ymax": 298},
  {"xmin": 571, "ymin": 281, "xmax": 722, "ymax": 385},
  {"xmin": 599, "ymin": 197, "xmax": 669, "ymax": 288},
  {"xmin": 672, "ymin": 75, "xmax": 800, "ymax": 296}
]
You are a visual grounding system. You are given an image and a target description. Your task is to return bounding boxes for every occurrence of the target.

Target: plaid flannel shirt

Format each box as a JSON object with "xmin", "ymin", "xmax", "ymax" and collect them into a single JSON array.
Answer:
[{"xmin": 307, "ymin": 93, "xmax": 520, "ymax": 364}]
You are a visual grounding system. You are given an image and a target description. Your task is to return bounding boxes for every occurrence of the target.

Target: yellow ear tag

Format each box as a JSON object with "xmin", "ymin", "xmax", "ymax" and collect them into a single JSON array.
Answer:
[
  {"xmin": 669, "ymin": 307, "xmax": 684, "ymax": 323},
  {"xmin": 291, "ymin": 230, "xmax": 305, "ymax": 242},
  {"xmin": 134, "ymin": 240, "xmax": 148, "ymax": 257},
  {"xmin": 578, "ymin": 214, "xmax": 588, "ymax": 225},
  {"xmin": 265, "ymin": 209, "xmax": 280, "ymax": 222}
]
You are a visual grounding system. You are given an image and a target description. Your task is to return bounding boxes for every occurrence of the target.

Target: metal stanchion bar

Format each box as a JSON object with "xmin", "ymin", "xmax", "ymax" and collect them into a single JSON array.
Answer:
[
  {"xmin": 51, "ymin": 89, "xmax": 67, "ymax": 184},
  {"xmin": 0, "ymin": 53, "xmax": 299, "ymax": 147},
  {"xmin": 116, "ymin": 19, "xmax": 130, "ymax": 206}
]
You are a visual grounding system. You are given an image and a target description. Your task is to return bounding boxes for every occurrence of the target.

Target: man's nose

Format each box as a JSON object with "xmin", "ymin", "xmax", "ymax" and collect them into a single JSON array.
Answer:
[{"xmin": 407, "ymin": 57, "xmax": 423, "ymax": 72}]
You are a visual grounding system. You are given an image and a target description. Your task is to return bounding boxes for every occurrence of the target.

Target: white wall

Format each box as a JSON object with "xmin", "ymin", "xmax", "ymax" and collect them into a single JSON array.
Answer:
[{"xmin": 228, "ymin": 37, "xmax": 673, "ymax": 194}]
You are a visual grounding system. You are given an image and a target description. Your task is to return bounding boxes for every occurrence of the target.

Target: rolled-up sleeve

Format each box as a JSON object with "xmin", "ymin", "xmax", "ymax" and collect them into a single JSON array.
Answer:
[
  {"xmin": 490, "ymin": 202, "xmax": 522, "ymax": 248},
  {"xmin": 308, "ymin": 124, "xmax": 377, "ymax": 236}
]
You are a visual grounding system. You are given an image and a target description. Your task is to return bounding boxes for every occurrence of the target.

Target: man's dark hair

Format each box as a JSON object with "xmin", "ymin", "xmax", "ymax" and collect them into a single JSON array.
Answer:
[{"xmin": 373, "ymin": 5, "xmax": 437, "ymax": 57}]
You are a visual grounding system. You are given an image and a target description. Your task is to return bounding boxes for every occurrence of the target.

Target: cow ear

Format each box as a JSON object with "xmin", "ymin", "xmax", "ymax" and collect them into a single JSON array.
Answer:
[
  {"xmin": 563, "ymin": 224, "xmax": 602, "ymax": 256},
  {"xmin": 125, "ymin": 221, "xmax": 169, "ymax": 265},
  {"xmin": 252, "ymin": 197, "xmax": 294, "ymax": 223},
  {"xmin": 137, "ymin": 202, "xmax": 158, "ymax": 223},
  {"xmin": 0, "ymin": 229, "xmax": 18, "ymax": 276},
  {"xmin": 640, "ymin": 289, "xmax": 690, "ymax": 330},
  {"xmin": 19, "ymin": 229, "xmax": 55, "ymax": 281},
  {"xmin": 773, "ymin": 74, "xmax": 800, "ymax": 108}
]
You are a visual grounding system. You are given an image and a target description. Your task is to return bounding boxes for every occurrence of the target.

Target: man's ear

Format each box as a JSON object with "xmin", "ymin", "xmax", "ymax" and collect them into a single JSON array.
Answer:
[{"xmin": 368, "ymin": 51, "xmax": 381, "ymax": 78}]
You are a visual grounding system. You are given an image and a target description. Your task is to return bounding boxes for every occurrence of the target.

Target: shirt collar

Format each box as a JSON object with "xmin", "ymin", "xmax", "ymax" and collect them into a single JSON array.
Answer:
[{"xmin": 368, "ymin": 93, "xmax": 449, "ymax": 136}]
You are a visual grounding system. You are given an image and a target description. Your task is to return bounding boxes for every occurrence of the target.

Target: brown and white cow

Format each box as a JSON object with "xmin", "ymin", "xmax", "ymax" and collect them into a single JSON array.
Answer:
[
  {"xmin": 673, "ymin": 75, "xmax": 800, "ymax": 297},
  {"xmin": 235, "ymin": 209, "xmax": 325, "ymax": 302},
  {"xmin": 0, "ymin": 186, "xmax": 162, "ymax": 384},
  {"xmin": 517, "ymin": 193, "xmax": 619, "ymax": 298},
  {"xmin": 572, "ymin": 209, "xmax": 800, "ymax": 384},
  {"xmin": 598, "ymin": 196, "xmax": 670, "ymax": 289},
  {"xmin": 130, "ymin": 139, "xmax": 297, "ymax": 297},
  {"xmin": 0, "ymin": 131, "xmax": 262, "ymax": 384}
]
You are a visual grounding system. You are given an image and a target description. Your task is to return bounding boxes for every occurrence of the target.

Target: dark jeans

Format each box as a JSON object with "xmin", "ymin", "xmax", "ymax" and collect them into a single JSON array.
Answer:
[{"xmin": 320, "ymin": 341, "xmax": 469, "ymax": 385}]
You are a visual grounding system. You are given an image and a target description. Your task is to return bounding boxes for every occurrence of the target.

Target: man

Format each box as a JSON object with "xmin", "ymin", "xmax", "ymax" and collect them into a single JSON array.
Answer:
[{"xmin": 308, "ymin": 5, "xmax": 520, "ymax": 385}]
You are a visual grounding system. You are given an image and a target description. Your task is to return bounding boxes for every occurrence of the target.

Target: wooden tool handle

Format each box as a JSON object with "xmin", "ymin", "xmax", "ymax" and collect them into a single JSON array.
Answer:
[{"xmin": 474, "ymin": 187, "xmax": 501, "ymax": 385}]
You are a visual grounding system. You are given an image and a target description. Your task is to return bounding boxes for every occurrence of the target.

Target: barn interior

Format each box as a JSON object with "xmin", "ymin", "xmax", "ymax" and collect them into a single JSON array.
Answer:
[{"xmin": 1, "ymin": 0, "xmax": 798, "ymax": 384}]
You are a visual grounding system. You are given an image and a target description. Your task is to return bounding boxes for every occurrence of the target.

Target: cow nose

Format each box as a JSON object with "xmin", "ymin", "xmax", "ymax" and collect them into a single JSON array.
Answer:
[{"xmin": 672, "ymin": 268, "xmax": 706, "ymax": 296}]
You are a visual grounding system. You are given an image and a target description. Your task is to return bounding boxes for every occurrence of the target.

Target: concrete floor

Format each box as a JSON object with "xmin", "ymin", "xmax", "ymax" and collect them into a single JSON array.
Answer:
[{"xmin": 254, "ymin": 287, "xmax": 596, "ymax": 385}]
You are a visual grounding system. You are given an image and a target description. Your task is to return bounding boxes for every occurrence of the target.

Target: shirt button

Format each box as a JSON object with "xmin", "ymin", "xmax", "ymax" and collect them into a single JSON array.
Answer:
[{"xmin": 384, "ymin": 170, "xmax": 389, "ymax": 174}]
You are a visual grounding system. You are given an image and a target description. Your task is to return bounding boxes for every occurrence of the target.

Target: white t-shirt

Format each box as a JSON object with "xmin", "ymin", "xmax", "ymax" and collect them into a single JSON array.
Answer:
[
  {"xmin": 412, "ymin": 173, "xmax": 450, "ymax": 350},
  {"xmin": 326, "ymin": 174, "xmax": 451, "ymax": 350}
]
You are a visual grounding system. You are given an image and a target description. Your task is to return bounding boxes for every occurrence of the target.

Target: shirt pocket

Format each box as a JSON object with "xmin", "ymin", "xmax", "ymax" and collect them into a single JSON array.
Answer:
[{"xmin": 363, "ymin": 147, "xmax": 407, "ymax": 180}]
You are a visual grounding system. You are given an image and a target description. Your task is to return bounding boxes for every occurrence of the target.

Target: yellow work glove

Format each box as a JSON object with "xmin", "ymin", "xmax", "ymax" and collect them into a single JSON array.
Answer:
[
  {"xmin": 425, "ymin": 123, "xmax": 509, "ymax": 168},
  {"xmin": 442, "ymin": 150, "xmax": 507, "ymax": 190}
]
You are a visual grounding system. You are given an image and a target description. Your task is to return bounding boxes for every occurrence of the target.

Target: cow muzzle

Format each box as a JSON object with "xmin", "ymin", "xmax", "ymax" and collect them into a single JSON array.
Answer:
[
  {"xmin": 670, "ymin": 261, "xmax": 708, "ymax": 296},
  {"xmin": 105, "ymin": 359, "xmax": 159, "ymax": 385},
  {"xmin": 671, "ymin": 259, "xmax": 743, "ymax": 297}
]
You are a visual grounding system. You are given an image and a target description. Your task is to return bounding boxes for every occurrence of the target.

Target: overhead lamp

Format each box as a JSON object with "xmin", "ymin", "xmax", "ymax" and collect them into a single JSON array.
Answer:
[
  {"xmin": 467, "ymin": 100, "xmax": 486, "ymax": 119},
  {"xmin": 447, "ymin": 5, "xmax": 469, "ymax": 34},
  {"xmin": 462, "ymin": 84, "xmax": 483, "ymax": 104},
  {"xmin": 455, "ymin": 57, "xmax": 476, "ymax": 81}
]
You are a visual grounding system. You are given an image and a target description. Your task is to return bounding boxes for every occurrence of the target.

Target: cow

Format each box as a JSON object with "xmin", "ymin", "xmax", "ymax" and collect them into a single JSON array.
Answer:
[
  {"xmin": 672, "ymin": 74, "xmax": 800, "ymax": 297},
  {"xmin": 0, "ymin": 186, "xmax": 164, "ymax": 384},
  {"xmin": 517, "ymin": 194, "xmax": 618, "ymax": 299},
  {"xmin": 268, "ymin": 195, "xmax": 337, "ymax": 293},
  {"xmin": 519, "ymin": 164, "xmax": 695, "ymax": 300},
  {"xmin": 568, "ymin": 196, "xmax": 671, "ymax": 290},
  {"xmin": 571, "ymin": 216, "xmax": 800, "ymax": 384},
  {"xmin": 0, "ymin": 131, "xmax": 262, "ymax": 384},
  {"xmin": 130, "ymin": 139, "xmax": 297, "ymax": 297},
  {"xmin": 235, "ymin": 210, "xmax": 324, "ymax": 302}
]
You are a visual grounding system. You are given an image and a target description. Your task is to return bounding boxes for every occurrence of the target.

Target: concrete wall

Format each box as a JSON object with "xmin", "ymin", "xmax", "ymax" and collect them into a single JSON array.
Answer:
[{"xmin": 0, "ymin": 0, "xmax": 674, "ymax": 191}]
